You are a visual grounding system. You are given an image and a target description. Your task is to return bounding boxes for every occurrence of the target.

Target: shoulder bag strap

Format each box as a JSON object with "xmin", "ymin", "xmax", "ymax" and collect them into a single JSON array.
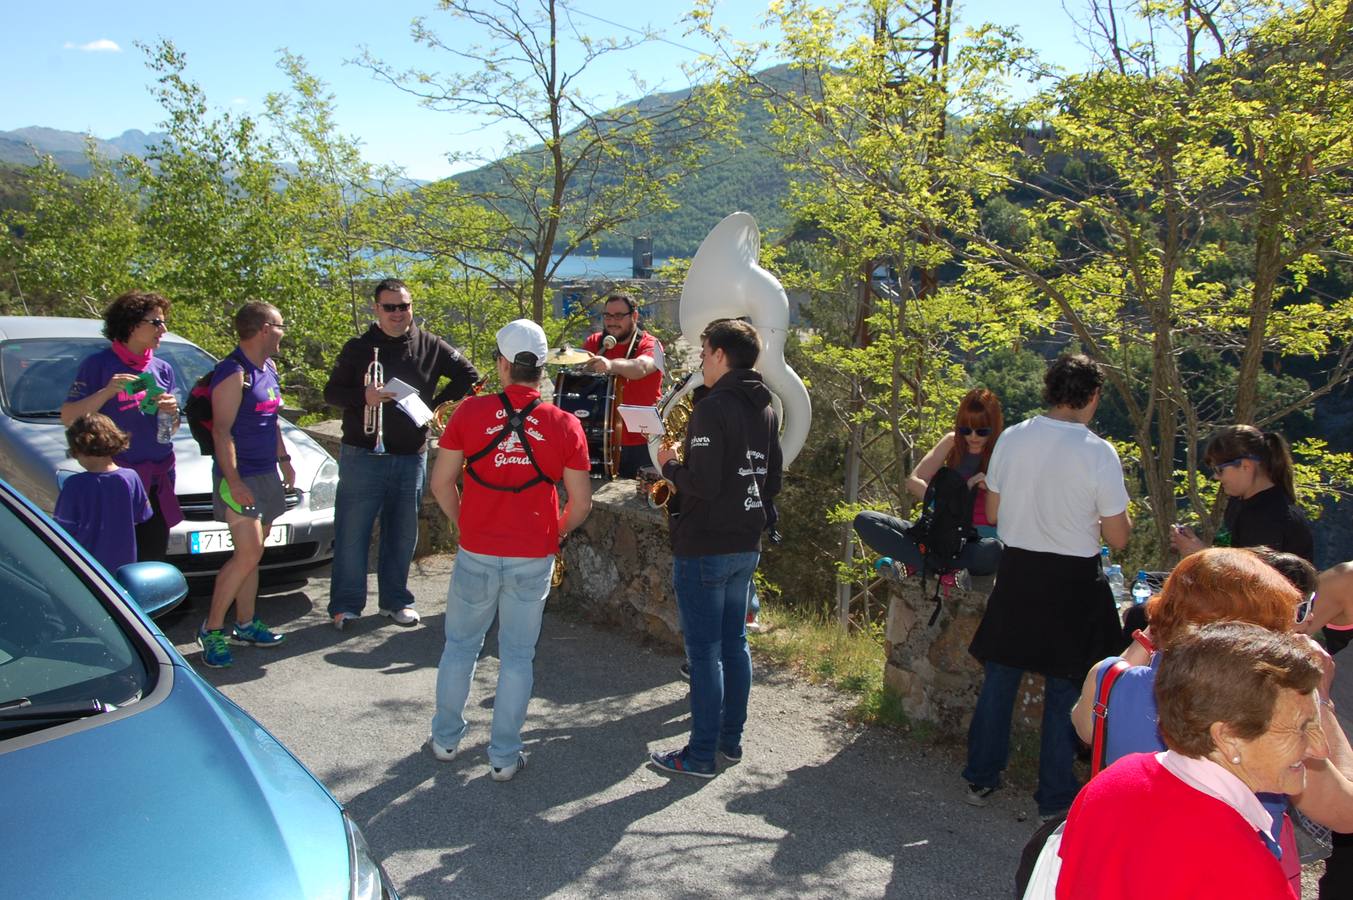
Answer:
[{"xmin": 1090, "ymin": 658, "xmax": 1133, "ymax": 777}]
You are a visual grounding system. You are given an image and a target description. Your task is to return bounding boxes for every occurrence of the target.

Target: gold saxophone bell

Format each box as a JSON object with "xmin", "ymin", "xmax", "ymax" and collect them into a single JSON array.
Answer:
[
  {"xmin": 431, "ymin": 399, "xmax": 458, "ymax": 435},
  {"xmin": 647, "ymin": 477, "xmax": 674, "ymax": 509}
]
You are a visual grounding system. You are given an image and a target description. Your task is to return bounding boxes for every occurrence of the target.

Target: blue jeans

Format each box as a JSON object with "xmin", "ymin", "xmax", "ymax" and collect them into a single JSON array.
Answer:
[
  {"xmin": 963, "ymin": 660, "xmax": 1081, "ymax": 816},
  {"xmin": 853, "ymin": 510, "xmax": 1003, "ymax": 576},
  {"xmin": 328, "ymin": 444, "xmax": 427, "ymax": 616},
  {"xmin": 431, "ymin": 549, "xmax": 553, "ymax": 768},
  {"xmin": 673, "ymin": 551, "xmax": 759, "ymax": 766}
]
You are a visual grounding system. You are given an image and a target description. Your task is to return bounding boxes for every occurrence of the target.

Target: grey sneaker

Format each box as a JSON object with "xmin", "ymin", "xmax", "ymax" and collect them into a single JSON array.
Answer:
[
  {"xmin": 426, "ymin": 737, "xmax": 457, "ymax": 762},
  {"xmin": 380, "ymin": 607, "xmax": 421, "ymax": 626},
  {"xmin": 490, "ymin": 753, "xmax": 526, "ymax": 782},
  {"xmin": 965, "ymin": 783, "xmax": 997, "ymax": 807}
]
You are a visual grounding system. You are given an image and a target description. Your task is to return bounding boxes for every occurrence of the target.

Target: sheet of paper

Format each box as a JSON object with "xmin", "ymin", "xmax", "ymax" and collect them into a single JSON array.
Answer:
[
  {"xmin": 396, "ymin": 393, "xmax": 435, "ymax": 427},
  {"xmin": 617, "ymin": 404, "xmax": 664, "ymax": 436},
  {"xmin": 381, "ymin": 377, "xmax": 420, "ymax": 402}
]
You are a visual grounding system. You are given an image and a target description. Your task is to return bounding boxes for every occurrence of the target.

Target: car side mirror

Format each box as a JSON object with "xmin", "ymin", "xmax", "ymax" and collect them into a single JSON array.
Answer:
[{"xmin": 115, "ymin": 562, "xmax": 189, "ymax": 618}]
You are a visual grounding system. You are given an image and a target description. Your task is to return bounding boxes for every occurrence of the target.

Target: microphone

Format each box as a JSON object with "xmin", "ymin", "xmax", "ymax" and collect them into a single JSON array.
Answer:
[{"xmin": 602, "ymin": 335, "xmax": 617, "ymax": 351}]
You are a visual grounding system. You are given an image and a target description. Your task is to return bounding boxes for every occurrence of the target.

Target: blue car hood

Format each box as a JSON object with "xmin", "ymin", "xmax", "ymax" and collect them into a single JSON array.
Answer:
[{"xmin": 2, "ymin": 664, "xmax": 348, "ymax": 900}]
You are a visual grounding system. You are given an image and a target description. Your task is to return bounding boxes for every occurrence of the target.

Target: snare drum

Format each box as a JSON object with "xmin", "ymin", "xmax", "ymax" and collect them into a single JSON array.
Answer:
[{"xmin": 554, "ymin": 370, "xmax": 615, "ymax": 477}]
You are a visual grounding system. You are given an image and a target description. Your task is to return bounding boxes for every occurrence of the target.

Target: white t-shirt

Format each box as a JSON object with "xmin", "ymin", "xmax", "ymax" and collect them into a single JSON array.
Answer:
[{"xmin": 985, "ymin": 414, "xmax": 1129, "ymax": 557}]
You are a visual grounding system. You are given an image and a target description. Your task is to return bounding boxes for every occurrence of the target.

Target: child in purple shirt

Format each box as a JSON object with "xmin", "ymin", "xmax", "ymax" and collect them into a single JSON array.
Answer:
[{"xmin": 55, "ymin": 414, "xmax": 152, "ymax": 574}]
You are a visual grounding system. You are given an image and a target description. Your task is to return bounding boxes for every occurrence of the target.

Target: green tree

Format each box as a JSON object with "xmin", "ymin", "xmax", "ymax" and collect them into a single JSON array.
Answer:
[
  {"xmin": 2, "ymin": 144, "xmax": 141, "ymax": 315},
  {"xmin": 361, "ymin": 0, "xmax": 730, "ymax": 324},
  {"xmin": 948, "ymin": 0, "xmax": 1353, "ymax": 557}
]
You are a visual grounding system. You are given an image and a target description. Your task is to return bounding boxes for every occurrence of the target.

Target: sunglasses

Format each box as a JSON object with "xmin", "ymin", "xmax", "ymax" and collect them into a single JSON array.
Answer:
[
  {"xmin": 957, "ymin": 427, "xmax": 992, "ymax": 437},
  {"xmin": 1210, "ymin": 455, "xmax": 1260, "ymax": 477},
  {"xmin": 1296, "ymin": 591, "xmax": 1316, "ymax": 625},
  {"xmin": 142, "ymin": 318, "xmax": 168, "ymax": 329},
  {"xmin": 379, "ymin": 302, "xmax": 411, "ymax": 313}
]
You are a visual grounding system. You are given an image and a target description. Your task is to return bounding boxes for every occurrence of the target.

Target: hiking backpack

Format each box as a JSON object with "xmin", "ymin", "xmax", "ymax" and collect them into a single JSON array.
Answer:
[
  {"xmin": 909, "ymin": 465, "xmax": 977, "ymax": 623},
  {"xmin": 185, "ymin": 366, "xmax": 253, "ymax": 457}
]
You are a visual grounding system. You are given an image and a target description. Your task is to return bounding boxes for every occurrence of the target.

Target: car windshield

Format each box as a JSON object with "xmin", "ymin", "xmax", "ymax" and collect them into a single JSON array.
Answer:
[
  {"xmin": 0, "ymin": 338, "xmax": 217, "ymax": 417},
  {"xmin": 0, "ymin": 496, "xmax": 153, "ymax": 737}
]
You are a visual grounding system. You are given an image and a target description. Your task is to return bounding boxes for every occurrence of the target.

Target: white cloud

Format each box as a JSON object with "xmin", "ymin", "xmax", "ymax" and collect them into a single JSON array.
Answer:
[
  {"xmin": 231, "ymin": 97, "xmax": 248, "ymax": 106},
  {"xmin": 63, "ymin": 39, "xmax": 122, "ymax": 53}
]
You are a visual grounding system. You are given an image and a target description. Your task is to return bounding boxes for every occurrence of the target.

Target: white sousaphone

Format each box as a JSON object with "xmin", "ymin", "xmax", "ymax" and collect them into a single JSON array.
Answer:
[{"xmin": 648, "ymin": 211, "xmax": 812, "ymax": 470}]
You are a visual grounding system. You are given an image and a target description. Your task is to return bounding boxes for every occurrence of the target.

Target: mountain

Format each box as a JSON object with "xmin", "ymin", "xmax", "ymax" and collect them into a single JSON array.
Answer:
[
  {"xmin": 446, "ymin": 64, "xmax": 802, "ymax": 259},
  {"xmin": 0, "ymin": 127, "xmax": 172, "ymax": 177}
]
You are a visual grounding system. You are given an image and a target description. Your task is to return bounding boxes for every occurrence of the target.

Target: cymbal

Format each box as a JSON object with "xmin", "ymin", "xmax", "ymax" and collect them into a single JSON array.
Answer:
[{"xmin": 544, "ymin": 346, "xmax": 593, "ymax": 365}]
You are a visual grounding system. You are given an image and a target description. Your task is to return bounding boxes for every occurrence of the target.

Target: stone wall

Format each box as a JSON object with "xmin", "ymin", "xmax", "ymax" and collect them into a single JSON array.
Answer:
[
  {"xmin": 551, "ymin": 480, "xmax": 682, "ymax": 647},
  {"xmin": 883, "ymin": 574, "xmax": 1047, "ymax": 738}
]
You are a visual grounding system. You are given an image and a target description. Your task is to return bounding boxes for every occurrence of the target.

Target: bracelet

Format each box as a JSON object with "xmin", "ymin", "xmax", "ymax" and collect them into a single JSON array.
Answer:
[
  {"xmin": 277, "ymin": 454, "xmax": 292, "ymax": 462},
  {"xmin": 1132, "ymin": 628, "xmax": 1155, "ymax": 654}
]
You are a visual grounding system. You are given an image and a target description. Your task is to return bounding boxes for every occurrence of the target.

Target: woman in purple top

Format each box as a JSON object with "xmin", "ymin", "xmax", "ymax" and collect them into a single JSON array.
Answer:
[
  {"xmin": 55, "ymin": 413, "xmax": 152, "ymax": 573},
  {"xmin": 60, "ymin": 290, "xmax": 182, "ymax": 562}
]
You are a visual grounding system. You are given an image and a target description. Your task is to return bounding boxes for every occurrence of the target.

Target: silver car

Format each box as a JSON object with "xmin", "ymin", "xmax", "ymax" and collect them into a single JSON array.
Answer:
[{"xmin": 0, "ymin": 316, "xmax": 338, "ymax": 579}]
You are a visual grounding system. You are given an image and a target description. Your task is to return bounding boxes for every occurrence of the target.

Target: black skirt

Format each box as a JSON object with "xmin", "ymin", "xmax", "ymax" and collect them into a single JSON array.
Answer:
[{"xmin": 968, "ymin": 546, "xmax": 1124, "ymax": 681}]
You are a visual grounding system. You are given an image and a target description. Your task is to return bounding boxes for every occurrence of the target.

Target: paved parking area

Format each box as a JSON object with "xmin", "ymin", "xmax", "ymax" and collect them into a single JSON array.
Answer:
[{"xmin": 163, "ymin": 554, "xmax": 1039, "ymax": 899}]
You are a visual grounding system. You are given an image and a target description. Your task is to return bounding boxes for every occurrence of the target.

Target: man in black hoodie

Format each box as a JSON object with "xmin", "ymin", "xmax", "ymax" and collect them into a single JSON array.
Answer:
[
  {"xmin": 650, "ymin": 318, "xmax": 782, "ymax": 778},
  {"xmin": 324, "ymin": 279, "xmax": 479, "ymax": 630}
]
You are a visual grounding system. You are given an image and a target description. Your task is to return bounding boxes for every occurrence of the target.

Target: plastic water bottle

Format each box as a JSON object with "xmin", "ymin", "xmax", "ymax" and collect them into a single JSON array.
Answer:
[
  {"xmin": 1132, "ymin": 570, "xmax": 1152, "ymax": 606},
  {"xmin": 1100, "ymin": 545, "xmax": 1111, "ymax": 572},
  {"xmin": 1106, "ymin": 564, "xmax": 1126, "ymax": 603},
  {"xmin": 156, "ymin": 408, "xmax": 175, "ymax": 444}
]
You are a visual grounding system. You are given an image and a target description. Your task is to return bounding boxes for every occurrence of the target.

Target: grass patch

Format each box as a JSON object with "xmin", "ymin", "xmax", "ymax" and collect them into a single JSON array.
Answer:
[{"xmin": 750, "ymin": 603, "xmax": 913, "ymax": 731}]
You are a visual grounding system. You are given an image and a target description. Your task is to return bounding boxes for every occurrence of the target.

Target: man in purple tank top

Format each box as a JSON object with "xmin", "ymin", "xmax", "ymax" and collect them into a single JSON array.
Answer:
[{"xmin": 196, "ymin": 302, "xmax": 292, "ymax": 669}]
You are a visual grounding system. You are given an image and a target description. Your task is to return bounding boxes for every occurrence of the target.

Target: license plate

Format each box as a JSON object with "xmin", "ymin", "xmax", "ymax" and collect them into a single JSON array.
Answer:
[{"xmin": 189, "ymin": 525, "xmax": 291, "ymax": 554}]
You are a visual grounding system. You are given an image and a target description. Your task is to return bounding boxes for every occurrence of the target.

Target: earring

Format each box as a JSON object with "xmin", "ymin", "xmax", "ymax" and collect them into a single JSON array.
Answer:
[{"xmin": 1231, "ymin": 755, "xmax": 1241, "ymax": 765}]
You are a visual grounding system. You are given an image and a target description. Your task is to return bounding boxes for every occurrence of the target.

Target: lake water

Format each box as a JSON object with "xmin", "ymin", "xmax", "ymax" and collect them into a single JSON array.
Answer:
[{"xmin": 548, "ymin": 254, "xmax": 670, "ymax": 280}]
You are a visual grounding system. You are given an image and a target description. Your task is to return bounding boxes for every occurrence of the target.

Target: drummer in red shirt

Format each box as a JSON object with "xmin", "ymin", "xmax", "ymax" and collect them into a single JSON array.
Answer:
[{"xmin": 582, "ymin": 293, "xmax": 664, "ymax": 477}]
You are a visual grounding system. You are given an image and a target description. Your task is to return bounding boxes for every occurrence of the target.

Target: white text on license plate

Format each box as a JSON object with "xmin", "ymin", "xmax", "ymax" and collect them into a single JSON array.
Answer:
[{"xmin": 189, "ymin": 525, "xmax": 291, "ymax": 554}]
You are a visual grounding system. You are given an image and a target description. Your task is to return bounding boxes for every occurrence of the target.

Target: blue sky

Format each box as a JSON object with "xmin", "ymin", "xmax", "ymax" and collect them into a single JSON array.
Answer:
[{"xmin": 6, "ymin": 1, "xmax": 1096, "ymax": 181}]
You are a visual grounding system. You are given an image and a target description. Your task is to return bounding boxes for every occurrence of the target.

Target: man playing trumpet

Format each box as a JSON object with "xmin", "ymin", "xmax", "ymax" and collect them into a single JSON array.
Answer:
[
  {"xmin": 582, "ymin": 293, "xmax": 664, "ymax": 477},
  {"xmin": 323, "ymin": 278, "xmax": 479, "ymax": 630}
]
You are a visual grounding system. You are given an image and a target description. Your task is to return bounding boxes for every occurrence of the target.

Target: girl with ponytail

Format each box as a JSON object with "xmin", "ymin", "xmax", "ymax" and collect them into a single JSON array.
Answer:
[{"xmin": 1170, "ymin": 424, "xmax": 1313, "ymax": 562}]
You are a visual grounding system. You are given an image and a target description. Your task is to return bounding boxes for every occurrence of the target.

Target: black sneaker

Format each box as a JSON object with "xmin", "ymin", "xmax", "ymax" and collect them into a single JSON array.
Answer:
[
  {"xmin": 649, "ymin": 748, "xmax": 716, "ymax": 779},
  {"xmin": 965, "ymin": 783, "xmax": 997, "ymax": 807},
  {"xmin": 719, "ymin": 745, "xmax": 743, "ymax": 763},
  {"xmin": 678, "ymin": 662, "xmax": 691, "ymax": 681}
]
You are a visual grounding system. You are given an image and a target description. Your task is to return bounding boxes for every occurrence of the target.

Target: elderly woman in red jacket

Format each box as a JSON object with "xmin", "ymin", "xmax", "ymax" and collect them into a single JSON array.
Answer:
[{"xmin": 1056, "ymin": 622, "xmax": 1331, "ymax": 899}]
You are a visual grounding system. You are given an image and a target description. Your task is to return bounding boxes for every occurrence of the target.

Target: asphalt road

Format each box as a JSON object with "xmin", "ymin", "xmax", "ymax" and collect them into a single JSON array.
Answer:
[{"xmin": 162, "ymin": 553, "xmax": 1039, "ymax": 900}]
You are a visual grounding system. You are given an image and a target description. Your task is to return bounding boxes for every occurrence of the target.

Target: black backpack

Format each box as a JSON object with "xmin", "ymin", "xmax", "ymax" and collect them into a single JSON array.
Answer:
[
  {"xmin": 909, "ymin": 465, "xmax": 977, "ymax": 622},
  {"xmin": 184, "ymin": 364, "xmax": 253, "ymax": 457}
]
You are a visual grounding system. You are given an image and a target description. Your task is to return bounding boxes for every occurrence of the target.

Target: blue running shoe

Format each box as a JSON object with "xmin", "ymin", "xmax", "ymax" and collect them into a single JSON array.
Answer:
[
  {"xmin": 231, "ymin": 618, "xmax": 285, "ymax": 646},
  {"xmin": 197, "ymin": 628, "xmax": 234, "ymax": 668},
  {"xmin": 649, "ymin": 748, "xmax": 716, "ymax": 779}
]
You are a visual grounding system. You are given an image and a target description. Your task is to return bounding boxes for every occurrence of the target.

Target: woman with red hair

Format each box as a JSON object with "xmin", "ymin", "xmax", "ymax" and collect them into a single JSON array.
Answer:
[{"xmin": 854, "ymin": 388, "xmax": 1004, "ymax": 577}]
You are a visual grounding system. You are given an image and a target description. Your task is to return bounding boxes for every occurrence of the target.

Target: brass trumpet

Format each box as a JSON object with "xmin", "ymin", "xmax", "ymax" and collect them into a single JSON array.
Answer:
[{"xmin": 364, "ymin": 348, "xmax": 385, "ymax": 454}]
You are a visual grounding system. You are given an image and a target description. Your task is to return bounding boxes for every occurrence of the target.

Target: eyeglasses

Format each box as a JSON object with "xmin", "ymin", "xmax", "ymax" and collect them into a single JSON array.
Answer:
[
  {"xmin": 1210, "ymin": 455, "xmax": 1260, "ymax": 477},
  {"xmin": 142, "ymin": 318, "xmax": 168, "ymax": 329},
  {"xmin": 1297, "ymin": 591, "xmax": 1316, "ymax": 625},
  {"xmin": 957, "ymin": 426, "xmax": 992, "ymax": 437},
  {"xmin": 264, "ymin": 322, "xmax": 286, "ymax": 331},
  {"xmin": 379, "ymin": 302, "xmax": 411, "ymax": 313},
  {"xmin": 602, "ymin": 312, "xmax": 632, "ymax": 321}
]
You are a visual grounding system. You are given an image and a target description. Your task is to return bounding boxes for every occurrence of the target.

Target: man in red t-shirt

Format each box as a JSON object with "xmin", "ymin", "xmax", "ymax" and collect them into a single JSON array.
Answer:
[
  {"xmin": 426, "ymin": 318, "xmax": 592, "ymax": 782},
  {"xmin": 582, "ymin": 292, "xmax": 665, "ymax": 476}
]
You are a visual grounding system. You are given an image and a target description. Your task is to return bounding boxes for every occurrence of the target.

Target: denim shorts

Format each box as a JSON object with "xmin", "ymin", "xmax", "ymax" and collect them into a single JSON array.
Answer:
[{"xmin": 212, "ymin": 470, "xmax": 286, "ymax": 525}]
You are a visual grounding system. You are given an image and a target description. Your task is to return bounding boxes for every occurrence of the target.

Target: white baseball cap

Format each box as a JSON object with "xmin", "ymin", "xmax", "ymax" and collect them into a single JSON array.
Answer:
[{"xmin": 496, "ymin": 319, "xmax": 548, "ymax": 367}]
